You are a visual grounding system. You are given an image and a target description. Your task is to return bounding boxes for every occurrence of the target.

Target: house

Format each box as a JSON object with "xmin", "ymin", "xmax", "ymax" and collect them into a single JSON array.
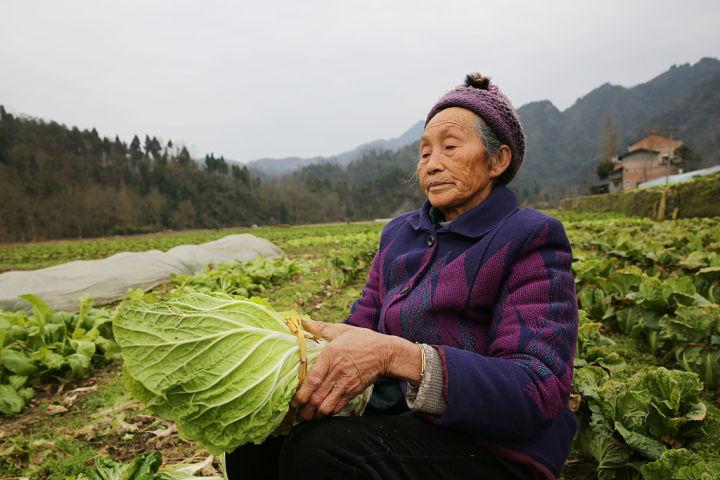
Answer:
[{"xmin": 610, "ymin": 133, "xmax": 684, "ymax": 191}]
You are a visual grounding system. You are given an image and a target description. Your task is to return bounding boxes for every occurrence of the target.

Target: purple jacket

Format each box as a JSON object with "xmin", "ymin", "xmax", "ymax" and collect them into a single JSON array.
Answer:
[{"xmin": 345, "ymin": 186, "xmax": 578, "ymax": 479}]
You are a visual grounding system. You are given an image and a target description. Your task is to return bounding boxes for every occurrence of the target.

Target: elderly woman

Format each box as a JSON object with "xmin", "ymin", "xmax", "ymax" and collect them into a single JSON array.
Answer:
[{"xmin": 227, "ymin": 74, "xmax": 578, "ymax": 480}]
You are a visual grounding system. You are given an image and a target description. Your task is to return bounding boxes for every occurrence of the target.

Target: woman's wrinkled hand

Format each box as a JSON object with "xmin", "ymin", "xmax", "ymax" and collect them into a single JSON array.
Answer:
[{"xmin": 291, "ymin": 320, "xmax": 417, "ymax": 420}]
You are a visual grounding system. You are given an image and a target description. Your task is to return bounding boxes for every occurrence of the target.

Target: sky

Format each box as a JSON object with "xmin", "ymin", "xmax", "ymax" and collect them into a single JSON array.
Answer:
[{"xmin": 2, "ymin": 0, "xmax": 719, "ymax": 163}]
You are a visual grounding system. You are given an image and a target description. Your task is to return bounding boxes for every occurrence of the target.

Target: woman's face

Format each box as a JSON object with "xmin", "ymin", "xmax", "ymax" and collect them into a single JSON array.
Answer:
[{"xmin": 418, "ymin": 107, "xmax": 505, "ymax": 221}]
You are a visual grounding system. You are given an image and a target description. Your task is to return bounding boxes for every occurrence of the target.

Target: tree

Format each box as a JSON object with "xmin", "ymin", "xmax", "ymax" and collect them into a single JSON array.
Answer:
[
  {"xmin": 278, "ymin": 202, "xmax": 289, "ymax": 223},
  {"xmin": 129, "ymin": 135, "xmax": 143, "ymax": 162},
  {"xmin": 144, "ymin": 135, "xmax": 162, "ymax": 160},
  {"xmin": 676, "ymin": 144, "xmax": 704, "ymax": 171},
  {"xmin": 601, "ymin": 115, "xmax": 619, "ymax": 161},
  {"xmin": 170, "ymin": 200, "xmax": 196, "ymax": 229},
  {"xmin": 113, "ymin": 135, "xmax": 127, "ymax": 155},
  {"xmin": 597, "ymin": 115, "xmax": 619, "ymax": 181},
  {"xmin": 218, "ymin": 156, "xmax": 228, "ymax": 175},
  {"xmin": 177, "ymin": 146, "xmax": 192, "ymax": 166},
  {"xmin": 596, "ymin": 161, "xmax": 615, "ymax": 180},
  {"xmin": 0, "ymin": 118, "xmax": 6, "ymax": 163},
  {"xmin": 204, "ymin": 153, "xmax": 228, "ymax": 175},
  {"xmin": 231, "ymin": 164, "xmax": 250, "ymax": 185}
]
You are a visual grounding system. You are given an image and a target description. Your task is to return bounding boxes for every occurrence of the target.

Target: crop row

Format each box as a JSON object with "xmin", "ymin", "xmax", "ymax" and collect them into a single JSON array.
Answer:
[
  {"xmin": 571, "ymin": 217, "xmax": 720, "ymax": 388},
  {"xmin": 565, "ymin": 216, "xmax": 720, "ymax": 478},
  {"xmin": 0, "ymin": 295, "xmax": 117, "ymax": 414},
  {"xmin": 571, "ymin": 311, "xmax": 718, "ymax": 478},
  {"xmin": 0, "ymin": 222, "xmax": 381, "ymax": 272},
  {"xmin": 1, "ymin": 226, "xmax": 379, "ymax": 417},
  {"xmin": 0, "ymin": 255, "xmax": 308, "ymax": 416}
]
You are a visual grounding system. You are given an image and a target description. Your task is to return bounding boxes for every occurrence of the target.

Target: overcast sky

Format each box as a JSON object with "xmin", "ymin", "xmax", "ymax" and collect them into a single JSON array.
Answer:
[{"xmin": 2, "ymin": 1, "xmax": 719, "ymax": 162}]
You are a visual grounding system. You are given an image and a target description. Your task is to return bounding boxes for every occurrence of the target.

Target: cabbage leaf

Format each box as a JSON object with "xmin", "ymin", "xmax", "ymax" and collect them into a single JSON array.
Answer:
[{"xmin": 114, "ymin": 293, "xmax": 325, "ymax": 454}]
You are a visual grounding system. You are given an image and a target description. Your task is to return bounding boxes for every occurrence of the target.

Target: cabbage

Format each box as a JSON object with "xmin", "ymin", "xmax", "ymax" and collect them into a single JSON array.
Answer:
[
  {"xmin": 114, "ymin": 293, "xmax": 326, "ymax": 454},
  {"xmin": 641, "ymin": 449, "xmax": 720, "ymax": 480},
  {"xmin": 574, "ymin": 366, "xmax": 707, "ymax": 479},
  {"xmin": 79, "ymin": 450, "xmax": 223, "ymax": 480}
]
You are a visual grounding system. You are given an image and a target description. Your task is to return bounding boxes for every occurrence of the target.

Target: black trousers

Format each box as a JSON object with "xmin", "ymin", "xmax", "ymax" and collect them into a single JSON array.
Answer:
[{"xmin": 225, "ymin": 414, "xmax": 532, "ymax": 480}]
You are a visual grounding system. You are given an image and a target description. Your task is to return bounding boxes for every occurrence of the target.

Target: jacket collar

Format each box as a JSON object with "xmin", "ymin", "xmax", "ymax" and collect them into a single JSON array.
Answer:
[{"xmin": 407, "ymin": 185, "xmax": 519, "ymax": 239}]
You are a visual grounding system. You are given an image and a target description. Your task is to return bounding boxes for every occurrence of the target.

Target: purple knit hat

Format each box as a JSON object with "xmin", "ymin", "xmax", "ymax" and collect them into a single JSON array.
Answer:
[{"xmin": 425, "ymin": 74, "xmax": 526, "ymax": 184}]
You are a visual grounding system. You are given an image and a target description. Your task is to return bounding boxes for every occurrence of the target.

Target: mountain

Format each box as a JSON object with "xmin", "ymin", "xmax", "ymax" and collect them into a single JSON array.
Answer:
[
  {"xmin": 3, "ymin": 58, "xmax": 719, "ymax": 241},
  {"xmin": 245, "ymin": 155, "xmax": 324, "ymax": 177},
  {"xmin": 514, "ymin": 57, "xmax": 720, "ymax": 198},
  {"xmin": 247, "ymin": 120, "xmax": 424, "ymax": 176},
  {"xmin": 258, "ymin": 57, "xmax": 720, "ymax": 199},
  {"xmin": 271, "ymin": 56, "xmax": 720, "ymax": 214}
]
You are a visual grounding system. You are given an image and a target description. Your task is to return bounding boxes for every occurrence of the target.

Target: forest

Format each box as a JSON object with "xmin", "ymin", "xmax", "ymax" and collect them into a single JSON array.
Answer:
[{"xmin": 0, "ymin": 106, "xmax": 424, "ymax": 242}]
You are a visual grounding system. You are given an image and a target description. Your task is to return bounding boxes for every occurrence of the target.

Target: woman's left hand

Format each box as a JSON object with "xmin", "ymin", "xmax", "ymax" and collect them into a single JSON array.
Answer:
[{"xmin": 292, "ymin": 320, "xmax": 420, "ymax": 420}]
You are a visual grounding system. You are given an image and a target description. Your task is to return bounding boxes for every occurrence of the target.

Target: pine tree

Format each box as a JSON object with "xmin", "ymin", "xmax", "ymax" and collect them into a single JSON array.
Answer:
[
  {"xmin": 177, "ymin": 146, "xmax": 192, "ymax": 166},
  {"xmin": 130, "ymin": 135, "xmax": 143, "ymax": 161}
]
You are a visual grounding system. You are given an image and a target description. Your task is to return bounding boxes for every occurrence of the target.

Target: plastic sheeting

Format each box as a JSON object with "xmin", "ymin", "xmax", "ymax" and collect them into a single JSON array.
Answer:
[
  {"xmin": 639, "ymin": 165, "xmax": 720, "ymax": 188},
  {"xmin": 0, "ymin": 234, "xmax": 283, "ymax": 312}
]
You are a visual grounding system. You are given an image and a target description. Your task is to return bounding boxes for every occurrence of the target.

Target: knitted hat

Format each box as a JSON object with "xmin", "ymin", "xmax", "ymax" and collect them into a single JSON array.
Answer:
[{"xmin": 425, "ymin": 74, "xmax": 526, "ymax": 185}]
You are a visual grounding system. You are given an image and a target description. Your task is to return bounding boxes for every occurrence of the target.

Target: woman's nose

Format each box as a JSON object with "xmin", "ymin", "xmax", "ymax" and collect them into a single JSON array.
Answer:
[{"xmin": 424, "ymin": 151, "xmax": 445, "ymax": 174}]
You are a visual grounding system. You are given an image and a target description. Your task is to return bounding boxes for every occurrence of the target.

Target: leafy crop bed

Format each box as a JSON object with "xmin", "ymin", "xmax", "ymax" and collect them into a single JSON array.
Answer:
[
  {"xmin": 0, "ymin": 223, "xmax": 379, "ymax": 272},
  {"xmin": 1, "ymin": 216, "xmax": 719, "ymax": 479}
]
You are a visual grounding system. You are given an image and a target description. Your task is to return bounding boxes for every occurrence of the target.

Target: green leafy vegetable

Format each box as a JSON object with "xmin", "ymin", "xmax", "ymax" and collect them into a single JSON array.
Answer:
[
  {"xmin": 641, "ymin": 448, "xmax": 720, "ymax": 480},
  {"xmin": 114, "ymin": 293, "xmax": 326, "ymax": 454},
  {"xmin": 78, "ymin": 451, "xmax": 222, "ymax": 480},
  {"xmin": 574, "ymin": 367, "xmax": 707, "ymax": 479},
  {"xmin": 170, "ymin": 257, "xmax": 302, "ymax": 297},
  {"xmin": 327, "ymin": 233, "xmax": 378, "ymax": 288},
  {"xmin": 0, "ymin": 295, "xmax": 118, "ymax": 415}
]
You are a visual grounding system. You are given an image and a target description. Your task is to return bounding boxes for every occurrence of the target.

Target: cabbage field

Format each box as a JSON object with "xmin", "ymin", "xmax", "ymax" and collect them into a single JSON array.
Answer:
[{"xmin": 1, "ymin": 215, "xmax": 719, "ymax": 479}]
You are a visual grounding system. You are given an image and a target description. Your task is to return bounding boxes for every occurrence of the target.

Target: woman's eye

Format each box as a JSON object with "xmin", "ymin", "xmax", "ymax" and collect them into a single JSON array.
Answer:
[
  {"xmin": 444, "ymin": 145, "xmax": 457, "ymax": 151},
  {"xmin": 420, "ymin": 152, "xmax": 430, "ymax": 160}
]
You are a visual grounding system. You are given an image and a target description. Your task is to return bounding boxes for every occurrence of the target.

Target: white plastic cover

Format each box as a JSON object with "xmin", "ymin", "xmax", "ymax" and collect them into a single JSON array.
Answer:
[{"xmin": 0, "ymin": 234, "xmax": 283, "ymax": 312}]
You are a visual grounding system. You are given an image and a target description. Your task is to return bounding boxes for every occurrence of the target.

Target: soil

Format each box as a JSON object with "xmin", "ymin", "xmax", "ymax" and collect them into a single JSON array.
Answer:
[{"xmin": 0, "ymin": 363, "xmax": 218, "ymax": 476}]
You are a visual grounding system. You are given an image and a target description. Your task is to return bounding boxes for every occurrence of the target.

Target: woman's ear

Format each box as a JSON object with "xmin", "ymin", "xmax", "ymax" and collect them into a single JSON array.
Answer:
[{"xmin": 489, "ymin": 145, "xmax": 512, "ymax": 179}]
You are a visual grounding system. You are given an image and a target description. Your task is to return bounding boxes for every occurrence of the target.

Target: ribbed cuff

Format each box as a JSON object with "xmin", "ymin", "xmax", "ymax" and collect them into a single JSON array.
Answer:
[{"xmin": 405, "ymin": 344, "xmax": 446, "ymax": 415}]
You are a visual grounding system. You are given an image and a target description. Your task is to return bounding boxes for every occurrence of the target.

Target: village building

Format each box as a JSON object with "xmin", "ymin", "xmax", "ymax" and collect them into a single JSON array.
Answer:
[{"xmin": 607, "ymin": 132, "xmax": 684, "ymax": 192}]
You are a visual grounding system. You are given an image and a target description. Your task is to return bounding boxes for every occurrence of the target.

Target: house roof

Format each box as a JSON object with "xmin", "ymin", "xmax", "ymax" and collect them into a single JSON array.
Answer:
[
  {"xmin": 618, "ymin": 148, "xmax": 659, "ymax": 160},
  {"xmin": 629, "ymin": 133, "xmax": 683, "ymax": 153}
]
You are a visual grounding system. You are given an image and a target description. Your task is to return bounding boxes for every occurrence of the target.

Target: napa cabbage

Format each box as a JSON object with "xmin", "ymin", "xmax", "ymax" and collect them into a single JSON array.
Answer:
[
  {"xmin": 114, "ymin": 293, "xmax": 326, "ymax": 454},
  {"xmin": 641, "ymin": 448, "xmax": 720, "ymax": 480},
  {"xmin": 573, "ymin": 366, "xmax": 707, "ymax": 479}
]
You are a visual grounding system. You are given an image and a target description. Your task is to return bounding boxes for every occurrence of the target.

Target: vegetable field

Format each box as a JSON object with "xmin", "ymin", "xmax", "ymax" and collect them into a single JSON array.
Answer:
[{"xmin": 1, "ymin": 215, "xmax": 719, "ymax": 479}]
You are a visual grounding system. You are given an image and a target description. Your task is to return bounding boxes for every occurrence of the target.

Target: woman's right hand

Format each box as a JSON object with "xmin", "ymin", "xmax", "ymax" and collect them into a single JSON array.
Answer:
[{"xmin": 291, "ymin": 320, "xmax": 421, "ymax": 420}]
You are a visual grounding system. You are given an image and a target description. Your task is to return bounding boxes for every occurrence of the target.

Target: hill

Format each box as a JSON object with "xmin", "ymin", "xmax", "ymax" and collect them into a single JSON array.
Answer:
[
  {"xmin": 2, "ymin": 57, "xmax": 719, "ymax": 241},
  {"xmin": 256, "ymin": 57, "xmax": 720, "ymax": 202},
  {"xmin": 247, "ymin": 120, "xmax": 424, "ymax": 176},
  {"xmin": 0, "ymin": 108, "xmax": 422, "ymax": 242},
  {"xmin": 515, "ymin": 57, "xmax": 720, "ymax": 198}
]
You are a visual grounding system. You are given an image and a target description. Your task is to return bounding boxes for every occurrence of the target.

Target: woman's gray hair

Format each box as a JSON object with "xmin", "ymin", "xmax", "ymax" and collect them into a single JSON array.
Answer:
[
  {"xmin": 473, "ymin": 115, "xmax": 502, "ymax": 162},
  {"xmin": 475, "ymin": 115, "xmax": 513, "ymax": 185}
]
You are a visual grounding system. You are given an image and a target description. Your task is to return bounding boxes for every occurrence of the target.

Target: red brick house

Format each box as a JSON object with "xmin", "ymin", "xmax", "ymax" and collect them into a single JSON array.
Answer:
[{"xmin": 609, "ymin": 133, "xmax": 683, "ymax": 191}]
